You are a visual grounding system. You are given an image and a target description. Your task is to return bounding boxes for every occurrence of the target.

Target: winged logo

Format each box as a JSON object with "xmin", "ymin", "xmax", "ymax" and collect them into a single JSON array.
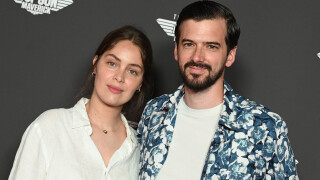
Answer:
[
  {"xmin": 14, "ymin": 0, "xmax": 73, "ymax": 15},
  {"xmin": 156, "ymin": 18, "xmax": 176, "ymax": 37}
]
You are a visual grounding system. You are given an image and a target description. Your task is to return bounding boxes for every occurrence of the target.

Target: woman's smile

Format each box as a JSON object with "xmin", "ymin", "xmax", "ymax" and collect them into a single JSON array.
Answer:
[{"xmin": 107, "ymin": 85, "xmax": 123, "ymax": 94}]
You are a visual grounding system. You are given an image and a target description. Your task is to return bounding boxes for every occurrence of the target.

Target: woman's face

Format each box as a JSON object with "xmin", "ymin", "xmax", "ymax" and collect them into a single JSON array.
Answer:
[{"xmin": 92, "ymin": 40, "xmax": 144, "ymax": 108}]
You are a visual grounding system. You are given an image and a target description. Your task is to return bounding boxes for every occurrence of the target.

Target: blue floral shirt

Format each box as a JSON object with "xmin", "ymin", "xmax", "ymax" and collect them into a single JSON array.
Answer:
[{"xmin": 137, "ymin": 81, "xmax": 298, "ymax": 180}]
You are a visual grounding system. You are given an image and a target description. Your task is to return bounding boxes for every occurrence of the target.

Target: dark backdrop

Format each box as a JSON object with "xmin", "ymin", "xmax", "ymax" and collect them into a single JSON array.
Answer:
[{"xmin": 1, "ymin": 0, "xmax": 319, "ymax": 179}]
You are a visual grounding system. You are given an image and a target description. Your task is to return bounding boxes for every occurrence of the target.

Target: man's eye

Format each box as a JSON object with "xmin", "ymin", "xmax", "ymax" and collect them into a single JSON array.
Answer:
[
  {"xmin": 184, "ymin": 43, "xmax": 193, "ymax": 47},
  {"xmin": 208, "ymin": 45, "xmax": 217, "ymax": 49}
]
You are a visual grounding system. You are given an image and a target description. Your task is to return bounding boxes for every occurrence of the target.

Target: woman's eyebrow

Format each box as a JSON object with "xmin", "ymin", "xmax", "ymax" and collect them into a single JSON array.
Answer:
[{"xmin": 106, "ymin": 54, "xmax": 143, "ymax": 70}]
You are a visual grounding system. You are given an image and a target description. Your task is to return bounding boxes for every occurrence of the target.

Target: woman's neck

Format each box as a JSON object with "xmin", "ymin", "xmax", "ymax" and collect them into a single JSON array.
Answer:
[{"xmin": 85, "ymin": 96, "xmax": 123, "ymax": 130}]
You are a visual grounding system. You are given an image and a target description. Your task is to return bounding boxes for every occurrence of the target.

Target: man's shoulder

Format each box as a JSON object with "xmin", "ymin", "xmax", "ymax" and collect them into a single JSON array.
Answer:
[
  {"xmin": 229, "ymin": 93, "xmax": 287, "ymax": 133},
  {"xmin": 145, "ymin": 88, "xmax": 180, "ymax": 110},
  {"xmin": 143, "ymin": 94, "xmax": 172, "ymax": 117},
  {"xmin": 146, "ymin": 84, "xmax": 184, "ymax": 108},
  {"xmin": 235, "ymin": 93, "xmax": 281, "ymax": 119},
  {"xmin": 148, "ymin": 93, "xmax": 171, "ymax": 105}
]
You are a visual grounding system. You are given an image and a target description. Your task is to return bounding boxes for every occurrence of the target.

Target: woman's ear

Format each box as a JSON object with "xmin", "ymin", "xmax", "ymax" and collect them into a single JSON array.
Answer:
[
  {"xmin": 93, "ymin": 55, "xmax": 98, "ymax": 65},
  {"xmin": 92, "ymin": 55, "xmax": 98, "ymax": 73},
  {"xmin": 137, "ymin": 83, "xmax": 142, "ymax": 91}
]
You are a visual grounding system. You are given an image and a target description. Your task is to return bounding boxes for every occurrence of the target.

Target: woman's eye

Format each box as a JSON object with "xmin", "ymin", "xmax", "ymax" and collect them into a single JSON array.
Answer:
[
  {"xmin": 107, "ymin": 62, "xmax": 116, "ymax": 67},
  {"xmin": 128, "ymin": 70, "xmax": 137, "ymax": 75}
]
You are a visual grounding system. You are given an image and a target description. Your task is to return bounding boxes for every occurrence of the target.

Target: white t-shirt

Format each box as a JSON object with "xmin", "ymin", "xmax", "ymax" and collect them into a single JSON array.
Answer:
[
  {"xmin": 9, "ymin": 98, "xmax": 139, "ymax": 180},
  {"xmin": 157, "ymin": 97, "xmax": 223, "ymax": 180}
]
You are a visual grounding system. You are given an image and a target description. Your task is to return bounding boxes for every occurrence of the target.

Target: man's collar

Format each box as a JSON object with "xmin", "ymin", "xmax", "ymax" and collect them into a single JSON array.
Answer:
[
  {"xmin": 158, "ymin": 81, "xmax": 255, "ymax": 131},
  {"xmin": 159, "ymin": 81, "xmax": 233, "ymax": 110},
  {"xmin": 220, "ymin": 81, "xmax": 256, "ymax": 131},
  {"xmin": 159, "ymin": 84, "xmax": 185, "ymax": 111}
]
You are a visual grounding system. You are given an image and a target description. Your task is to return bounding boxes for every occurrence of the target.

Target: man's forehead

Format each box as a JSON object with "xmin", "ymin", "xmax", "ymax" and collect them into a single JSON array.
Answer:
[{"xmin": 178, "ymin": 19, "xmax": 227, "ymax": 44}]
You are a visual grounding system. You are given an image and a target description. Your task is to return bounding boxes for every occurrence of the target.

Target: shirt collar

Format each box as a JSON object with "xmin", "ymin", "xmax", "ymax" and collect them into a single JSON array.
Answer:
[
  {"xmin": 71, "ymin": 98, "xmax": 137, "ymax": 146},
  {"xmin": 221, "ymin": 81, "xmax": 255, "ymax": 131},
  {"xmin": 160, "ymin": 81, "xmax": 253, "ymax": 131},
  {"xmin": 159, "ymin": 84, "xmax": 185, "ymax": 112},
  {"xmin": 72, "ymin": 98, "xmax": 91, "ymax": 129},
  {"xmin": 121, "ymin": 113, "xmax": 138, "ymax": 146}
]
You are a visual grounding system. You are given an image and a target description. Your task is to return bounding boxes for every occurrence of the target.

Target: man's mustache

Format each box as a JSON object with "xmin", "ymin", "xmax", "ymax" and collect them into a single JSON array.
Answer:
[{"xmin": 184, "ymin": 61, "xmax": 212, "ymax": 71}]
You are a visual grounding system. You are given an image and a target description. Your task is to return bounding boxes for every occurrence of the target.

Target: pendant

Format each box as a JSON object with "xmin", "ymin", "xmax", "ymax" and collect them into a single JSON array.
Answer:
[{"xmin": 103, "ymin": 130, "xmax": 108, "ymax": 134}]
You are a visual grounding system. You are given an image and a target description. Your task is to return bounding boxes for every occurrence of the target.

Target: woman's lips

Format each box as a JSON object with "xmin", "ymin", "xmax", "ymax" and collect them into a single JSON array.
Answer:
[{"xmin": 107, "ymin": 85, "xmax": 123, "ymax": 94}]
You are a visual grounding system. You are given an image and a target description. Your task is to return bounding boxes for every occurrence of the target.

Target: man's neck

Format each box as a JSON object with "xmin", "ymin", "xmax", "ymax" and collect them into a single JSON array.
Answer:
[{"xmin": 183, "ymin": 78, "xmax": 224, "ymax": 109}]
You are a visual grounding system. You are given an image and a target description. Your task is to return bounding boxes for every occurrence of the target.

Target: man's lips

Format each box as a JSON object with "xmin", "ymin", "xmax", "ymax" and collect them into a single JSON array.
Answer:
[
  {"xmin": 107, "ymin": 85, "xmax": 123, "ymax": 94},
  {"xmin": 187, "ymin": 65, "xmax": 207, "ymax": 74},
  {"xmin": 184, "ymin": 61, "xmax": 212, "ymax": 75}
]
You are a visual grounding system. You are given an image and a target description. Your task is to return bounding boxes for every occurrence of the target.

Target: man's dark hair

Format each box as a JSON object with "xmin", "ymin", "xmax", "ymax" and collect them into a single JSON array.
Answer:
[{"xmin": 175, "ymin": 0, "xmax": 240, "ymax": 53}]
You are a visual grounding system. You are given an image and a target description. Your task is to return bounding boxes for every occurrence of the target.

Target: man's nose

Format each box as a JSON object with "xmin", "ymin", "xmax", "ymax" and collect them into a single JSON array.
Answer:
[{"xmin": 192, "ymin": 46, "xmax": 204, "ymax": 62}]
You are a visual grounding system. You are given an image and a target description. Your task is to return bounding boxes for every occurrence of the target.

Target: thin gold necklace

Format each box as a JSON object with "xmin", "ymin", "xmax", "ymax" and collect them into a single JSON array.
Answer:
[
  {"xmin": 90, "ymin": 120, "xmax": 122, "ymax": 134},
  {"xmin": 86, "ymin": 103, "xmax": 123, "ymax": 134}
]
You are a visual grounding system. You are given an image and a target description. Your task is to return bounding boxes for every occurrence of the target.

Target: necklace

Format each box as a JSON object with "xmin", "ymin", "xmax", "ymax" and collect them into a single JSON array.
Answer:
[
  {"xmin": 85, "ymin": 103, "xmax": 122, "ymax": 135},
  {"xmin": 90, "ymin": 120, "xmax": 122, "ymax": 134},
  {"xmin": 101, "ymin": 123, "xmax": 122, "ymax": 134}
]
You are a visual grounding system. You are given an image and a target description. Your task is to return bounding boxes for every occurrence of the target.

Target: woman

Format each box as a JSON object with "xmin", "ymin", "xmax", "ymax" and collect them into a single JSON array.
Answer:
[{"xmin": 9, "ymin": 25, "xmax": 153, "ymax": 180}]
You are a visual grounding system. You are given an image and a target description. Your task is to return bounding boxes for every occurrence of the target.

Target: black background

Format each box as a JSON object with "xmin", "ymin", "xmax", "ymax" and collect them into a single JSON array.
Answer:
[{"xmin": 1, "ymin": 0, "xmax": 319, "ymax": 179}]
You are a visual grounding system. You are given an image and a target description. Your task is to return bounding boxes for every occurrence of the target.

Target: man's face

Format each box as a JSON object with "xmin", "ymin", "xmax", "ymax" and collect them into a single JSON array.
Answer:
[{"xmin": 174, "ymin": 19, "xmax": 236, "ymax": 91}]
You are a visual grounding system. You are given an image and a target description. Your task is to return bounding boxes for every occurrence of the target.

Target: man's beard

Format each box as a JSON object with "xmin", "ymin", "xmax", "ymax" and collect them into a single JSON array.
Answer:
[{"xmin": 179, "ymin": 61, "xmax": 224, "ymax": 91}]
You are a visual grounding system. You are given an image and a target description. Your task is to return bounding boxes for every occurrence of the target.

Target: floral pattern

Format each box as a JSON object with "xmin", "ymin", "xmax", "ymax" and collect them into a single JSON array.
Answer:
[{"xmin": 138, "ymin": 81, "xmax": 298, "ymax": 180}]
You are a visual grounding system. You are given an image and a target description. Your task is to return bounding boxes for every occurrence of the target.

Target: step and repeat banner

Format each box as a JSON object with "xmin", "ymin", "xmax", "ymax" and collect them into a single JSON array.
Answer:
[{"xmin": 1, "ymin": 0, "xmax": 319, "ymax": 179}]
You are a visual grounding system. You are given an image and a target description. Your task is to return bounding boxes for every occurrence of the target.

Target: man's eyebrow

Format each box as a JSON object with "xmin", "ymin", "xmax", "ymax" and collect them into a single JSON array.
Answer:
[
  {"xmin": 105, "ymin": 54, "xmax": 143, "ymax": 70},
  {"xmin": 181, "ymin": 38, "xmax": 194, "ymax": 43},
  {"xmin": 205, "ymin": 41, "xmax": 221, "ymax": 47},
  {"xmin": 181, "ymin": 39, "xmax": 221, "ymax": 47}
]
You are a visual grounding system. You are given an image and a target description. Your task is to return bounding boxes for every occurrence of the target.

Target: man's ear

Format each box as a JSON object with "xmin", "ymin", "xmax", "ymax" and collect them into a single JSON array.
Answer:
[
  {"xmin": 174, "ymin": 43, "xmax": 178, "ymax": 62},
  {"xmin": 225, "ymin": 46, "xmax": 237, "ymax": 67}
]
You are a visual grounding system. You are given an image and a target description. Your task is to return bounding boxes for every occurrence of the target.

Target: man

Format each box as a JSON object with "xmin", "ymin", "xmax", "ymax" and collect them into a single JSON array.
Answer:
[{"xmin": 138, "ymin": 1, "xmax": 298, "ymax": 179}]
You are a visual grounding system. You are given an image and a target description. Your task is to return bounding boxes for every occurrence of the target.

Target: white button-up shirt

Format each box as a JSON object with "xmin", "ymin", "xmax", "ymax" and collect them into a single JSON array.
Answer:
[{"xmin": 9, "ymin": 98, "xmax": 139, "ymax": 180}]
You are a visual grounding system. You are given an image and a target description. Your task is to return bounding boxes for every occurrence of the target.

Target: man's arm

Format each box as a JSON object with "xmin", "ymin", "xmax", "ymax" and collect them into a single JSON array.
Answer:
[{"xmin": 266, "ymin": 112, "xmax": 299, "ymax": 179}]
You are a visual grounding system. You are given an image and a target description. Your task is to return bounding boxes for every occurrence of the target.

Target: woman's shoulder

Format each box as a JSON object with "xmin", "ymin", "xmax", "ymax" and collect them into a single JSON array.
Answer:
[
  {"xmin": 30, "ymin": 106, "xmax": 75, "ymax": 132},
  {"xmin": 35, "ymin": 98, "xmax": 88, "ymax": 124},
  {"xmin": 36, "ymin": 107, "xmax": 71, "ymax": 122}
]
